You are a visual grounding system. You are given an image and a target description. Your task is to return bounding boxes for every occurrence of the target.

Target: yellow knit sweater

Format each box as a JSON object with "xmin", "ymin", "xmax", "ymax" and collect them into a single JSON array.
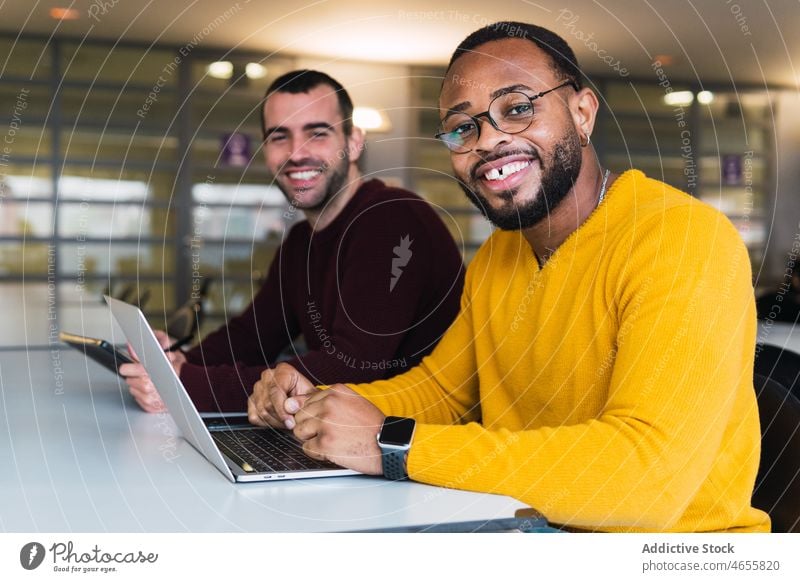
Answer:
[{"xmin": 351, "ymin": 170, "xmax": 770, "ymax": 532}]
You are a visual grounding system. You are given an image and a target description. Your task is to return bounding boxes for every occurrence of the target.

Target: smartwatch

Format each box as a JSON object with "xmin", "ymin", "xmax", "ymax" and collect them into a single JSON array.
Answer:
[{"xmin": 377, "ymin": 416, "xmax": 416, "ymax": 480}]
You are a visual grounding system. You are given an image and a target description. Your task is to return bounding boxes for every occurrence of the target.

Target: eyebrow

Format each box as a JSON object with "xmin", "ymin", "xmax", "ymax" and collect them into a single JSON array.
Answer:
[
  {"xmin": 442, "ymin": 84, "xmax": 535, "ymax": 119},
  {"xmin": 264, "ymin": 122, "xmax": 336, "ymax": 137},
  {"xmin": 303, "ymin": 122, "xmax": 335, "ymax": 132},
  {"xmin": 490, "ymin": 84, "xmax": 534, "ymax": 100}
]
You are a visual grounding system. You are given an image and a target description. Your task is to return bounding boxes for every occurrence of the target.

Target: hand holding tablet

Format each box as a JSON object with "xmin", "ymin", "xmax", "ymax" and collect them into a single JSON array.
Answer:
[{"xmin": 58, "ymin": 331, "xmax": 133, "ymax": 375}]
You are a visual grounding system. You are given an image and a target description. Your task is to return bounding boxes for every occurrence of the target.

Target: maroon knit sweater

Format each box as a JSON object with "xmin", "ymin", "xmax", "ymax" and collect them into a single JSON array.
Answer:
[{"xmin": 181, "ymin": 179, "xmax": 465, "ymax": 412}]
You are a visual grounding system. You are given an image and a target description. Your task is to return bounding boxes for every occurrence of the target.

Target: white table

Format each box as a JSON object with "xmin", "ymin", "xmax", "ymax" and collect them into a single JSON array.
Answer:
[{"xmin": 0, "ymin": 350, "xmax": 528, "ymax": 532}]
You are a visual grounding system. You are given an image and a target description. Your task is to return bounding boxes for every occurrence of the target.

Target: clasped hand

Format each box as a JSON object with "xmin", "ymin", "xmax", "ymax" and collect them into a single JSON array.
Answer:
[{"xmin": 248, "ymin": 363, "xmax": 385, "ymax": 475}]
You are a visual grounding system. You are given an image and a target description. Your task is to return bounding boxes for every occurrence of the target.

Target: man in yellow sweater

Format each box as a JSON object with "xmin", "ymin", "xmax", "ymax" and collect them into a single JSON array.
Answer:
[{"xmin": 247, "ymin": 22, "xmax": 770, "ymax": 532}]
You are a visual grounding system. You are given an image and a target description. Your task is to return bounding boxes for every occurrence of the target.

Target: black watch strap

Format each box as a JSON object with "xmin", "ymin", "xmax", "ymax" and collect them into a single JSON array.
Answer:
[
  {"xmin": 378, "ymin": 416, "xmax": 414, "ymax": 480},
  {"xmin": 381, "ymin": 448, "xmax": 408, "ymax": 481}
]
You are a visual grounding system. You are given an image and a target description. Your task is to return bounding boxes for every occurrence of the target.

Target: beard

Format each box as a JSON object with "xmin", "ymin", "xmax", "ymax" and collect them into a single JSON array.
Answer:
[
  {"xmin": 276, "ymin": 149, "xmax": 350, "ymax": 212},
  {"xmin": 458, "ymin": 130, "xmax": 583, "ymax": 231}
]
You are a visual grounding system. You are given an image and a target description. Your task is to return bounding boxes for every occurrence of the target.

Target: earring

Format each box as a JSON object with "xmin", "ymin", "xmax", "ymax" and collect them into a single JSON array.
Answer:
[{"xmin": 581, "ymin": 133, "xmax": 591, "ymax": 147}]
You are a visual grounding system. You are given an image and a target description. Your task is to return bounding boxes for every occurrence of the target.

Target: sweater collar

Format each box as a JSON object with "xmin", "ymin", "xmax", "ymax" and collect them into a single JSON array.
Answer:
[
  {"xmin": 307, "ymin": 179, "xmax": 386, "ymax": 243},
  {"xmin": 518, "ymin": 169, "xmax": 645, "ymax": 272}
]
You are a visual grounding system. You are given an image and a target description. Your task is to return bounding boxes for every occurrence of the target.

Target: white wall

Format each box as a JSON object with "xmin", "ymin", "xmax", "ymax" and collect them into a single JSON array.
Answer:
[
  {"xmin": 767, "ymin": 90, "xmax": 800, "ymax": 283},
  {"xmin": 294, "ymin": 57, "xmax": 413, "ymax": 188}
]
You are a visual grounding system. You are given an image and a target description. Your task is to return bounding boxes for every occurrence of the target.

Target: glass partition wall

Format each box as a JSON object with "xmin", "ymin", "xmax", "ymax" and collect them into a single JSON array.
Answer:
[
  {"xmin": 0, "ymin": 36, "xmax": 777, "ymax": 347},
  {"xmin": 0, "ymin": 36, "xmax": 294, "ymax": 345}
]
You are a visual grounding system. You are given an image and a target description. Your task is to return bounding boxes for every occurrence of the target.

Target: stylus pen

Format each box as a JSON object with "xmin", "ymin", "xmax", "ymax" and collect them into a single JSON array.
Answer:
[{"xmin": 164, "ymin": 335, "xmax": 192, "ymax": 352}]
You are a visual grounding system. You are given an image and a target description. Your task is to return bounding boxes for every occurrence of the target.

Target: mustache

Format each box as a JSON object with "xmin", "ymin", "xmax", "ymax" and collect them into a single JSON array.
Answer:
[
  {"xmin": 280, "ymin": 158, "xmax": 325, "ymax": 171},
  {"xmin": 469, "ymin": 148, "xmax": 540, "ymax": 181}
]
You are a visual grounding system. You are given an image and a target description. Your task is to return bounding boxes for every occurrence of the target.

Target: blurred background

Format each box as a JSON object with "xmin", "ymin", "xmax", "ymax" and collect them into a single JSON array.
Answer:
[{"xmin": 1, "ymin": 0, "xmax": 798, "ymax": 347}]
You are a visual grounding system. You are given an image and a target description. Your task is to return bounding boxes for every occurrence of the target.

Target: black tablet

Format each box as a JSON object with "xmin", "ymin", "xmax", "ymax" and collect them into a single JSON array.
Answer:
[{"xmin": 59, "ymin": 331, "xmax": 133, "ymax": 375}]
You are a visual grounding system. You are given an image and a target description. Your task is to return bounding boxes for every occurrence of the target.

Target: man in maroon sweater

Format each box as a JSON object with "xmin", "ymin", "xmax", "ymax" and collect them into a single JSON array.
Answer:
[{"xmin": 121, "ymin": 70, "xmax": 464, "ymax": 413}]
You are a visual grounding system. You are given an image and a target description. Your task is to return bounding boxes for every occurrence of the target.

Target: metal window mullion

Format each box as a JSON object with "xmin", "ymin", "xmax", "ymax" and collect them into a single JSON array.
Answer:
[
  {"xmin": 51, "ymin": 39, "xmax": 63, "ymax": 317},
  {"xmin": 174, "ymin": 50, "xmax": 193, "ymax": 308}
]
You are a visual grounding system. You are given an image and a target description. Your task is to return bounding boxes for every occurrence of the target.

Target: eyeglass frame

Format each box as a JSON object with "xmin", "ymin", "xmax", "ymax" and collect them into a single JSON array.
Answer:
[{"xmin": 434, "ymin": 80, "xmax": 579, "ymax": 153}]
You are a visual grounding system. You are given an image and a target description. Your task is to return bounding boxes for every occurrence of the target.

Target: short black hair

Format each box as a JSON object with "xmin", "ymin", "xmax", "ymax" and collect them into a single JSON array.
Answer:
[
  {"xmin": 260, "ymin": 69, "xmax": 354, "ymax": 140},
  {"xmin": 447, "ymin": 21, "xmax": 583, "ymax": 90}
]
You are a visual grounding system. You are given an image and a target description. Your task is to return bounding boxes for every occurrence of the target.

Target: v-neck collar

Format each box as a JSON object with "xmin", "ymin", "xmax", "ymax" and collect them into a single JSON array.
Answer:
[{"xmin": 524, "ymin": 169, "xmax": 641, "ymax": 274}]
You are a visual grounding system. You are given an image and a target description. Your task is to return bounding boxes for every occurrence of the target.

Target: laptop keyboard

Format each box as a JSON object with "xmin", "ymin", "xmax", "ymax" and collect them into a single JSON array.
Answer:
[{"xmin": 211, "ymin": 429, "xmax": 338, "ymax": 473}]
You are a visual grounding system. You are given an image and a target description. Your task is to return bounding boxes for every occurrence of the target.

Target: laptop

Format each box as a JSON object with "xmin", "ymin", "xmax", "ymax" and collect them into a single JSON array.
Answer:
[{"xmin": 105, "ymin": 296, "xmax": 358, "ymax": 482}]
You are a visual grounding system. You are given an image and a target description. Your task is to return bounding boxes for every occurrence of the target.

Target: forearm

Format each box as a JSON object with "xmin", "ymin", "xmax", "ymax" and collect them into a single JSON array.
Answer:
[
  {"xmin": 406, "ymin": 418, "xmax": 706, "ymax": 531},
  {"xmin": 348, "ymin": 357, "xmax": 479, "ymax": 425},
  {"xmin": 346, "ymin": 286, "xmax": 480, "ymax": 424},
  {"xmin": 185, "ymin": 248, "xmax": 298, "ymax": 367},
  {"xmin": 286, "ymin": 349, "xmax": 404, "ymax": 385},
  {"xmin": 180, "ymin": 361, "xmax": 265, "ymax": 412},
  {"xmin": 184, "ymin": 318, "xmax": 292, "ymax": 368}
]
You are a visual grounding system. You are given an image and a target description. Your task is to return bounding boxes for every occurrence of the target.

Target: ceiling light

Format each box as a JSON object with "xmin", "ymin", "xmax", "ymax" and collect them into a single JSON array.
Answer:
[
  {"xmin": 245, "ymin": 63, "xmax": 268, "ymax": 80},
  {"xmin": 697, "ymin": 91, "xmax": 714, "ymax": 105},
  {"xmin": 653, "ymin": 54, "xmax": 675, "ymax": 66},
  {"xmin": 50, "ymin": 7, "xmax": 80, "ymax": 20},
  {"xmin": 206, "ymin": 61, "xmax": 233, "ymax": 80},
  {"xmin": 663, "ymin": 91, "xmax": 694, "ymax": 107},
  {"xmin": 353, "ymin": 107, "xmax": 391, "ymax": 132}
]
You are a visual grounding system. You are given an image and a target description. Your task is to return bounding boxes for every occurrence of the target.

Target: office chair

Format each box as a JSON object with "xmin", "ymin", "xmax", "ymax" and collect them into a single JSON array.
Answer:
[
  {"xmin": 134, "ymin": 288, "xmax": 151, "ymax": 309},
  {"xmin": 165, "ymin": 278, "xmax": 212, "ymax": 343},
  {"xmin": 115, "ymin": 282, "xmax": 138, "ymax": 304},
  {"xmin": 102, "ymin": 281, "xmax": 150, "ymax": 309},
  {"xmin": 752, "ymin": 344, "xmax": 800, "ymax": 533},
  {"xmin": 754, "ymin": 343, "xmax": 800, "ymax": 398}
]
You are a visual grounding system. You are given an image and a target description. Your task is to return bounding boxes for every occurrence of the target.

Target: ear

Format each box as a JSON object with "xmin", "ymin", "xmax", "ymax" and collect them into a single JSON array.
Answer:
[
  {"xmin": 347, "ymin": 126, "xmax": 366, "ymax": 163},
  {"xmin": 570, "ymin": 87, "xmax": 599, "ymax": 143}
]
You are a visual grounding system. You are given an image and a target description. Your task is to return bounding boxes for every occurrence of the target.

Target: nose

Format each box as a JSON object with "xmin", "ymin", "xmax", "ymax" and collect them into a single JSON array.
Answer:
[
  {"xmin": 286, "ymin": 136, "xmax": 313, "ymax": 163},
  {"xmin": 473, "ymin": 114, "xmax": 511, "ymax": 154}
]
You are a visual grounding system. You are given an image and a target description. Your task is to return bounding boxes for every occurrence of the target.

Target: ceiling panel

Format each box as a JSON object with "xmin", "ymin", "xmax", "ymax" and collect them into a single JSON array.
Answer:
[{"xmin": 0, "ymin": 0, "xmax": 798, "ymax": 85}]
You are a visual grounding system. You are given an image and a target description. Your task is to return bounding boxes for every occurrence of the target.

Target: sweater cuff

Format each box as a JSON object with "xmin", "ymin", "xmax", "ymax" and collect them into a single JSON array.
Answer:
[{"xmin": 406, "ymin": 423, "xmax": 461, "ymax": 486}]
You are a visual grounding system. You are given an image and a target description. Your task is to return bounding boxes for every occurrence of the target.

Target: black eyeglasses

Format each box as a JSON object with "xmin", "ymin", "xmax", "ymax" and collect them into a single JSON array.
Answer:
[{"xmin": 435, "ymin": 80, "xmax": 578, "ymax": 153}]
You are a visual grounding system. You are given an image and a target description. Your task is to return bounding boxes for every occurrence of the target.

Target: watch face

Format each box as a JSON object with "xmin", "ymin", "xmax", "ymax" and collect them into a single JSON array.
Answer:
[{"xmin": 379, "ymin": 416, "xmax": 415, "ymax": 446}]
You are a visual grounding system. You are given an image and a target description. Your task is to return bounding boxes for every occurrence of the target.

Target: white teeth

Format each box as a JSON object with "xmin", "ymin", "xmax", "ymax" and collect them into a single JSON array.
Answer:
[
  {"xmin": 288, "ymin": 170, "xmax": 320, "ymax": 180},
  {"xmin": 484, "ymin": 161, "xmax": 530, "ymax": 181}
]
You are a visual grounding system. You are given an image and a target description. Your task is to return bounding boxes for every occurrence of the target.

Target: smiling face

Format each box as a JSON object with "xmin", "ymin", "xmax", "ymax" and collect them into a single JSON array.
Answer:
[
  {"xmin": 440, "ymin": 38, "xmax": 584, "ymax": 230},
  {"xmin": 262, "ymin": 84, "xmax": 358, "ymax": 210}
]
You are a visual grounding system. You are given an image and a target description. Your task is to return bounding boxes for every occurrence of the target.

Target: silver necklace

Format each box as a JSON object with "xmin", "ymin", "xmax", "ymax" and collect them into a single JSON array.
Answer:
[
  {"xmin": 535, "ymin": 168, "xmax": 612, "ymax": 268},
  {"xmin": 597, "ymin": 168, "xmax": 611, "ymax": 207}
]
